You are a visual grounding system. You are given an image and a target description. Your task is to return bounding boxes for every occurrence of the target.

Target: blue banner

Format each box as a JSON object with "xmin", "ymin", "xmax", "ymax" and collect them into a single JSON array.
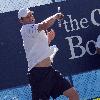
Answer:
[{"xmin": 50, "ymin": 1, "xmax": 100, "ymax": 75}]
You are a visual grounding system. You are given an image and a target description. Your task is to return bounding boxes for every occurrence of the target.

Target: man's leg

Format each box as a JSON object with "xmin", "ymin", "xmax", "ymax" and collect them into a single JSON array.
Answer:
[
  {"xmin": 50, "ymin": 68, "xmax": 79, "ymax": 100},
  {"xmin": 63, "ymin": 87, "xmax": 79, "ymax": 100},
  {"xmin": 28, "ymin": 67, "xmax": 53, "ymax": 100}
]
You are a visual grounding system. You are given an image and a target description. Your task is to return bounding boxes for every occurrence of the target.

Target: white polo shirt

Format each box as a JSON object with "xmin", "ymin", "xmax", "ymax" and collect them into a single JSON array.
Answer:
[
  {"xmin": 20, "ymin": 23, "xmax": 58, "ymax": 71},
  {"xmin": 96, "ymin": 34, "xmax": 100, "ymax": 48}
]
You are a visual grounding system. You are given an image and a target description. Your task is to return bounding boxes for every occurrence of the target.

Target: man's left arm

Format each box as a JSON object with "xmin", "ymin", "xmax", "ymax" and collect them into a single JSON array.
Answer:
[
  {"xmin": 47, "ymin": 29, "xmax": 55, "ymax": 44},
  {"xmin": 38, "ymin": 13, "xmax": 64, "ymax": 32}
]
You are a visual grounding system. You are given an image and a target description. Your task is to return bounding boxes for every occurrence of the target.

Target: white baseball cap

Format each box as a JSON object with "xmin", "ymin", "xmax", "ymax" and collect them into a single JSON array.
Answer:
[{"xmin": 18, "ymin": 8, "xmax": 33, "ymax": 19}]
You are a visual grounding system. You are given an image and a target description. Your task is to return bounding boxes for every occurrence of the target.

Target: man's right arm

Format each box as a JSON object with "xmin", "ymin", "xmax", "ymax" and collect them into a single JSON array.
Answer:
[{"xmin": 38, "ymin": 13, "xmax": 64, "ymax": 32}]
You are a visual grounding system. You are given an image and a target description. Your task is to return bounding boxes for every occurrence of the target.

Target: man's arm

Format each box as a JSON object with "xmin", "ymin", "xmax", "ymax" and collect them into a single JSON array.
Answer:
[
  {"xmin": 47, "ymin": 29, "xmax": 55, "ymax": 44},
  {"xmin": 96, "ymin": 47, "xmax": 100, "ymax": 54},
  {"xmin": 38, "ymin": 13, "xmax": 64, "ymax": 31}
]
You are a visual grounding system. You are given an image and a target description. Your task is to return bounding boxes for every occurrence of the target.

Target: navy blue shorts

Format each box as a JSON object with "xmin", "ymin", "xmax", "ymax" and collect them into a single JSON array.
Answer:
[{"xmin": 28, "ymin": 66, "xmax": 73, "ymax": 100}]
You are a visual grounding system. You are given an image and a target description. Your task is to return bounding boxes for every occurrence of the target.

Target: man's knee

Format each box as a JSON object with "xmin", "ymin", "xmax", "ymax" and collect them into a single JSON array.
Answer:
[{"xmin": 63, "ymin": 87, "xmax": 79, "ymax": 100}]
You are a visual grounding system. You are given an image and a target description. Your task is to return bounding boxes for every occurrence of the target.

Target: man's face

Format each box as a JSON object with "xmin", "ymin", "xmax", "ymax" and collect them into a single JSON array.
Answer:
[{"xmin": 21, "ymin": 11, "xmax": 35, "ymax": 24}]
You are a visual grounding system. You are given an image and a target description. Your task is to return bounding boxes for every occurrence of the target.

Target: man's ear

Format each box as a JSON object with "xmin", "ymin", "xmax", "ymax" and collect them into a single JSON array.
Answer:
[{"xmin": 19, "ymin": 19, "xmax": 23, "ymax": 24}]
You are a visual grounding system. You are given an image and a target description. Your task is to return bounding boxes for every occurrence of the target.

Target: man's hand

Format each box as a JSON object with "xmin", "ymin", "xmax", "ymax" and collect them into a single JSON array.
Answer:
[
  {"xmin": 47, "ymin": 29, "xmax": 55, "ymax": 44},
  {"xmin": 55, "ymin": 13, "xmax": 64, "ymax": 20}
]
